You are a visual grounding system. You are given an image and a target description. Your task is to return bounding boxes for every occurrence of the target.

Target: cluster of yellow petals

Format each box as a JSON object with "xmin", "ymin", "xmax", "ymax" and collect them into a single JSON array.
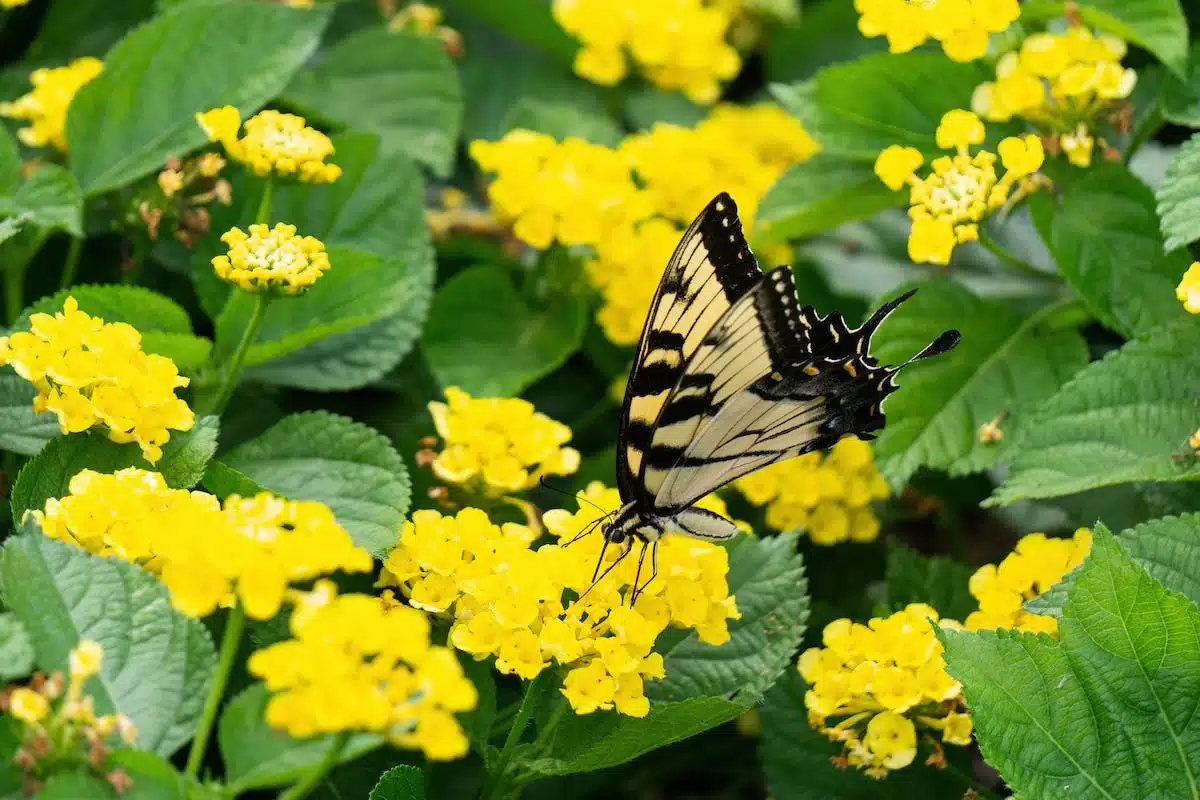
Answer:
[
  {"xmin": 30, "ymin": 467, "xmax": 373, "ymax": 620},
  {"xmin": 469, "ymin": 131, "xmax": 654, "ymax": 250},
  {"xmin": 875, "ymin": 110, "xmax": 1044, "ymax": 266},
  {"xmin": 379, "ymin": 484, "xmax": 741, "ymax": 717},
  {"xmin": 973, "ymin": 26, "xmax": 1137, "ymax": 168},
  {"xmin": 195, "ymin": 106, "xmax": 342, "ymax": 183},
  {"xmin": 552, "ymin": 0, "xmax": 741, "ymax": 103},
  {"xmin": 0, "ymin": 298, "xmax": 194, "ymax": 463},
  {"xmin": 0, "ymin": 57, "xmax": 102, "ymax": 151},
  {"xmin": 965, "ymin": 529, "xmax": 1092, "ymax": 634},
  {"xmin": 211, "ymin": 223, "xmax": 331, "ymax": 295},
  {"xmin": 1176, "ymin": 262, "xmax": 1200, "ymax": 314},
  {"xmin": 427, "ymin": 387, "xmax": 580, "ymax": 496},
  {"xmin": 248, "ymin": 581, "xmax": 477, "ymax": 760},
  {"xmin": 855, "ymin": 0, "xmax": 1019, "ymax": 62},
  {"xmin": 801, "ymin": 604, "xmax": 972, "ymax": 779},
  {"xmin": 735, "ymin": 437, "xmax": 889, "ymax": 545}
]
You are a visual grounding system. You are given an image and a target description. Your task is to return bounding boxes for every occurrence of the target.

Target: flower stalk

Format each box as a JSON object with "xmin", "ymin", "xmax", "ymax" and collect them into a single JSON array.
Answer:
[
  {"xmin": 185, "ymin": 603, "xmax": 246, "ymax": 779},
  {"xmin": 278, "ymin": 730, "xmax": 352, "ymax": 800}
]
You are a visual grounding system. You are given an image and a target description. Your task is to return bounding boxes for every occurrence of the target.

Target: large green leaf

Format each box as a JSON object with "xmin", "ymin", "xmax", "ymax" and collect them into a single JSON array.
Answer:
[
  {"xmin": 868, "ymin": 280, "xmax": 1088, "ymax": 488},
  {"xmin": 758, "ymin": 671, "xmax": 972, "ymax": 800},
  {"xmin": 0, "ymin": 375, "xmax": 60, "ymax": 456},
  {"xmin": 369, "ymin": 766, "xmax": 425, "ymax": 800},
  {"xmin": 753, "ymin": 154, "xmax": 901, "ymax": 245},
  {"xmin": 1031, "ymin": 161, "xmax": 1190, "ymax": 337},
  {"xmin": 765, "ymin": 0, "xmax": 885, "ymax": 83},
  {"xmin": 0, "ymin": 164, "xmax": 82, "ymax": 237},
  {"xmin": 20, "ymin": 284, "xmax": 194, "ymax": 333},
  {"xmin": 941, "ymin": 528, "xmax": 1200, "ymax": 798},
  {"xmin": 1155, "ymin": 132, "xmax": 1200, "ymax": 251},
  {"xmin": 220, "ymin": 411, "xmax": 410, "ymax": 557},
  {"xmin": 66, "ymin": 2, "xmax": 329, "ymax": 195},
  {"xmin": 284, "ymin": 28, "xmax": 462, "ymax": 177},
  {"xmin": 0, "ymin": 534, "xmax": 215, "ymax": 757},
  {"xmin": 989, "ymin": 320, "xmax": 1200, "ymax": 504},
  {"xmin": 884, "ymin": 542, "xmax": 976, "ymax": 621},
  {"xmin": 219, "ymin": 684, "xmax": 383, "ymax": 793},
  {"xmin": 422, "ymin": 265, "xmax": 587, "ymax": 397},
  {"xmin": 448, "ymin": 0, "xmax": 577, "ymax": 64},
  {"xmin": 504, "ymin": 98, "xmax": 623, "ymax": 147},
  {"xmin": 771, "ymin": 54, "xmax": 989, "ymax": 160},
  {"xmin": 0, "ymin": 612, "xmax": 33, "ymax": 681},
  {"xmin": 1163, "ymin": 44, "xmax": 1200, "ymax": 125},
  {"xmin": 10, "ymin": 417, "xmax": 219, "ymax": 524},
  {"xmin": 646, "ymin": 532, "xmax": 808, "ymax": 703}
]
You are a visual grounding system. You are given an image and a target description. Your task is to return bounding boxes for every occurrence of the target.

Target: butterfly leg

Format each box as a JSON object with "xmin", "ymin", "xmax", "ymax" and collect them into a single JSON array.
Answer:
[
  {"xmin": 628, "ymin": 539, "xmax": 649, "ymax": 606},
  {"xmin": 575, "ymin": 538, "xmax": 634, "ymax": 608},
  {"xmin": 629, "ymin": 540, "xmax": 660, "ymax": 606}
]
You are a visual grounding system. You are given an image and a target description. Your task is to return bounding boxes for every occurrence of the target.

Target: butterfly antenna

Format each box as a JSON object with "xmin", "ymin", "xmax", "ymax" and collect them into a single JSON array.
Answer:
[
  {"xmin": 538, "ymin": 476, "xmax": 610, "ymax": 514},
  {"xmin": 562, "ymin": 511, "xmax": 613, "ymax": 548}
]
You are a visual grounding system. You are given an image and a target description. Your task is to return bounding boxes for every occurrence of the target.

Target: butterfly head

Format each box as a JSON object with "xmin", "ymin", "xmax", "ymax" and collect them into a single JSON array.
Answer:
[{"xmin": 601, "ymin": 502, "xmax": 653, "ymax": 545}]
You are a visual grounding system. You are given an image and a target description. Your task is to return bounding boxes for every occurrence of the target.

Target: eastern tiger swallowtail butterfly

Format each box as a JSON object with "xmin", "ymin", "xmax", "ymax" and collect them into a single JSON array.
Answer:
[{"xmin": 588, "ymin": 192, "xmax": 960, "ymax": 601}]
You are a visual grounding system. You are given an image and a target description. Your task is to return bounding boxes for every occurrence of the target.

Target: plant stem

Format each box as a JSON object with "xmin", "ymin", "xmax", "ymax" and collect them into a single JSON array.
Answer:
[
  {"xmin": 4, "ymin": 259, "xmax": 23, "ymax": 326},
  {"xmin": 201, "ymin": 292, "xmax": 270, "ymax": 415},
  {"xmin": 483, "ymin": 671, "xmax": 548, "ymax": 800},
  {"xmin": 278, "ymin": 730, "xmax": 351, "ymax": 800},
  {"xmin": 184, "ymin": 603, "xmax": 246, "ymax": 779},
  {"xmin": 59, "ymin": 235, "xmax": 83, "ymax": 291},
  {"xmin": 254, "ymin": 179, "xmax": 274, "ymax": 226},
  {"xmin": 976, "ymin": 227, "xmax": 1058, "ymax": 283}
]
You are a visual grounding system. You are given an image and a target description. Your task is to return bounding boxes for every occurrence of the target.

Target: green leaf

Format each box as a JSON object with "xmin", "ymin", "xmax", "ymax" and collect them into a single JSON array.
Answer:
[
  {"xmin": 1073, "ymin": 0, "xmax": 1188, "ymax": 76},
  {"xmin": 139, "ymin": 332, "xmax": 212, "ymax": 374},
  {"xmin": 0, "ymin": 374, "xmax": 60, "ymax": 456},
  {"xmin": 1031, "ymin": 161, "xmax": 1190, "ymax": 337},
  {"xmin": 771, "ymin": 54, "xmax": 989, "ymax": 160},
  {"xmin": 941, "ymin": 527, "xmax": 1200, "ymax": 798},
  {"xmin": 66, "ymin": 2, "xmax": 330, "ymax": 195},
  {"xmin": 622, "ymin": 88, "xmax": 706, "ymax": 130},
  {"xmin": 0, "ymin": 534, "xmax": 216, "ymax": 757},
  {"xmin": 0, "ymin": 126, "xmax": 19, "ymax": 194},
  {"xmin": 219, "ymin": 684, "xmax": 383, "ymax": 793},
  {"xmin": 1163, "ymin": 44, "xmax": 1200, "ymax": 125},
  {"xmin": 10, "ymin": 417, "xmax": 219, "ymax": 523},
  {"xmin": 422, "ymin": 265, "xmax": 587, "ymax": 397},
  {"xmin": 503, "ymin": 98, "xmax": 623, "ymax": 147},
  {"xmin": 868, "ymin": 280, "xmax": 1088, "ymax": 488},
  {"xmin": 0, "ymin": 165, "xmax": 82, "ymax": 237},
  {"xmin": 0, "ymin": 612, "xmax": 34, "ymax": 680},
  {"xmin": 0, "ymin": 717, "xmax": 22, "ymax": 798},
  {"xmin": 753, "ymin": 154, "xmax": 902, "ymax": 245},
  {"xmin": 457, "ymin": 655, "xmax": 497, "ymax": 758},
  {"xmin": 1155, "ymin": 132, "xmax": 1200, "ymax": 251},
  {"xmin": 107, "ymin": 750, "xmax": 187, "ymax": 800},
  {"xmin": 20, "ymin": 284, "xmax": 194, "ymax": 334},
  {"xmin": 989, "ymin": 320, "xmax": 1200, "ymax": 504},
  {"xmin": 221, "ymin": 411, "xmax": 409, "ymax": 557},
  {"xmin": 884, "ymin": 542, "xmax": 976, "ymax": 620},
  {"xmin": 530, "ymin": 696, "xmax": 747, "ymax": 776},
  {"xmin": 369, "ymin": 765, "xmax": 426, "ymax": 800},
  {"xmin": 22, "ymin": 0, "xmax": 154, "ymax": 65},
  {"xmin": 36, "ymin": 771, "xmax": 114, "ymax": 799},
  {"xmin": 448, "ymin": 0, "xmax": 577, "ymax": 64},
  {"xmin": 199, "ymin": 461, "xmax": 266, "ymax": 501},
  {"xmin": 284, "ymin": 28, "xmax": 462, "ymax": 177},
  {"xmin": 759, "ymin": 671, "xmax": 972, "ymax": 799},
  {"xmin": 765, "ymin": 0, "xmax": 885, "ymax": 83},
  {"xmin": 646, "ymin": 532, "xmax": 808, "ymax": 703}
]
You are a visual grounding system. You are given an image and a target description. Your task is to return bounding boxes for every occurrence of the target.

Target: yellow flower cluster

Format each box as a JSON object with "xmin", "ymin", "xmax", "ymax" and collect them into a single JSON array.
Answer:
[
  {"xmin": 211, "ymin": 223, "xmax": 331, "ymax": 295},
  {"xmin": 875, "ymin": 110, "xmax": 1044, "ymax": 265},
  {"xmin": 1, "ymin": 0, "xmax": 32, "ymax": 7},
  {"xmin": 552, "ymin": 0, "xmax": 741, "ymax": 103},
  {"xmin": 973, "ymin": 26, "xmax": 1137, "ymax": 168},
  {"xmin": 0, "ymin": 57, "xmax": 103, "ymax": 151},
  {"xmin": 248, "ymin": 581, "xmax": 477, "ymax": 760},
  {"xmin": 965, "ymin": 529, "xmax": 1092, "ymax": 634},
  {"xmin": 855, "ymin": 0, "xmax": 1019, "ymax": 62},
  {"xmin": 29, "ymin": 467, "xmax": 373, "ymax": 620},
  {"xmin": 426, "ymin": 387, "xmax": 580, "ymax": 497},
  {"xmin": 379, "ymin": 484, "xmax": 741, "ymax": 717},
  {"xmin": 469, "ymin": 131, "xmax": 654, "ymax": 250},
  {"xmin": 7, "ymin": 641, "xmax": 137, "ymax": 796},
  {"xmin": 196, "ymin": 106, "xmax": 342, "ymax": 183},
  {"xmin": 0, "ymin": 298, "xmax": 194, "ymax": 463},
  {"xmin": 734, "ymin": 438, "xmax": 889, "ymax": 545},
  {"xmin": 1176, "ymin": 262, "xmax": 1200, "ymax": 314},
  {"xmin": 801, "ymin": 605, "xmax": 972, "ymax": 779}
]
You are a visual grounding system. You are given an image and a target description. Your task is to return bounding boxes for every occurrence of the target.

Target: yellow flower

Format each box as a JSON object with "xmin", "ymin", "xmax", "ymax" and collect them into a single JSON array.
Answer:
[
  {"xmin": 855, "ymin": 0, "xmax": 1019, "ymax": 62},
  {"xmin": 195, "ymin": 106, "xmax": 341, "ymax": 183},
  {"xmin": 0, "ymin": 298, "xmax": 194, "ymax": 463},
  {"xmin": 800, "ymin": 603, "xmax": 969, "ymax": 777},
  {"xmin": 875, "ymin": 110, "xmax": 1043, "ymax": 266},
  {"xmin": 734, "ymin": 438, "xmax": 888, "ymax": 545},
  {"xmin": 380, "ymin": 485, "xmax": 741, "ymax": 718},
  {"xmin": 1, "ymin": 0, "xmax": 32, "ymax": 6},
  {"xmin": 211, "ymin": 223, "xmax": 331, "ymax": 295},
  {"xmin": 158, "ymin": 168, "xmax": 185, "ymax": 198},
  {"xmin": 9, "ymin": 688, "xmax": 49, "ymax": 725},
  {"xmin": 553, "ymin": 0, "xmax": 741, "ymax": 103},
  {"xmin": 0, "ymin": 57, "xmax": 102, "ymax": 151},
  {"xmin": 964, "ymin": 528, "xmax": 1092, "ymax": 634},
  {"xmin": 1176, "ymin": 263, "xmax": 1200, "ymax": 314},
  {"xmin": 426, "ymin": 387, "xmax": 580, "ymax": 497},
  {"xmin": 249, "ymin": 582, "xmax": 475, "ymax": 760},
  {"xmin": 69, "ymin": 640, "xmax": 103, "ymax": 682}
]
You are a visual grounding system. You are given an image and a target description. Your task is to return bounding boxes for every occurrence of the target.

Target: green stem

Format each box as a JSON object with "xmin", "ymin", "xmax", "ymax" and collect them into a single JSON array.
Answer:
[
  {"xmin": 277, "ymin": 730, "xmax": 351, "ymax": 800},
  {"xmin": 59, "ymin": 235, "xmax": 83, "ymax": 291},
  {"xmin": 4, "ymin": 259, "xmax": 23, "ymax": 326},
  {"xmin": 201, "ymin": 293, "xmax": 270, "ymax": 415},
  {"xmin": 254, "ymin": 179, "xmax": 274, "ymax": 226},
  {"xmin": 184, "ymin": 603, "xmax": 246, "ymax": 779},
  {"xmin": 482, "ymin": 671, "xmax": 549, "ymax": 800},
  {"xmin": 529, "ymin": 696, "xmax": 566, "ymax": 753},
  {"xmin": 976, "ymin": 227, "xmax": 1058, "ymax": 283}
]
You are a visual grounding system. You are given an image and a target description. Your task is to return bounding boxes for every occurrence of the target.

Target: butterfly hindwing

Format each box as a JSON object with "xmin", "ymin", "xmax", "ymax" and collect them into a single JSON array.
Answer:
[{"xmin": 617, "ymin": 193, "xmax": 761, "ymax": 503}]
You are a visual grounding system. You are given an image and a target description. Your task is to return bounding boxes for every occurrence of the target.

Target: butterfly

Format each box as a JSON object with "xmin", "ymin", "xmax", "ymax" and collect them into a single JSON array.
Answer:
[{"xmin": 585, "ymin": 192, "xmax": 960, "ymax": 602}]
